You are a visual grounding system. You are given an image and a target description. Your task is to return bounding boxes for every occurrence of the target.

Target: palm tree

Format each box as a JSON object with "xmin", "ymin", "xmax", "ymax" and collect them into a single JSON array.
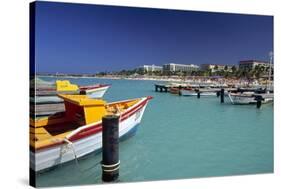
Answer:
[
  {"xmin": 214, "ymin": 65, "xmax": 218, "ymax": 71},
  {"xmin": 224, "ymin": 65, "xmax": 228, "ymax": 71}
]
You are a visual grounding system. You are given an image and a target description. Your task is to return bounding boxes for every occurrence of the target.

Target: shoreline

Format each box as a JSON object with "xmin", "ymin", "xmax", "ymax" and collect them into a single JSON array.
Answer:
[{"xmin": 37, "ymin": 74, "xmax": 273, "ymax": 88}]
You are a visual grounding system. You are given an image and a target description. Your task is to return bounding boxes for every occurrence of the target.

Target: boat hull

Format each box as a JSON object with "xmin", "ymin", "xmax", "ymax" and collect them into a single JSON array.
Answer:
[
  {"xmin": 85, "ymin": 85, "xmax": 110, "ymax": 98},
  {"xmin": 30, "ymin": 98, "xmax": 149, "ymax": 172},
  {"xmin": 180, "ymin": 89, "xmax": 216, "ymax": 96},
  {"xmin": 32, "ymin": 85, "xmax": 110, "ymax": 104},
  {"xmin": 228, "ymin": 93, "xmax": 273, "ymax": 105}
]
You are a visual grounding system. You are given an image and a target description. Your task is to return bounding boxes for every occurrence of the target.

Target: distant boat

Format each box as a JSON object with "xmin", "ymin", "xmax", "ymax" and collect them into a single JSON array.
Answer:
[
  {"xmin": 31, "ymin": 80, "xmax": 110, "ymax": 104},
  {"xmin": 30, "ymin": 79, "xmax": 110, "ymax": 116},
  {"xmin": 179, "ymin": 88, "xmax": 217, "ymax": 96},
  {"xmin": 169, "ymin": 87, "xmax": 181, "ymax": 94},
  {"xmin": 30, "ymin": 94, "xmax": 153, "ymax": 172},
  {"xmin": 228, "ymin": 52, "xmax": 274, "ymax": 105},
  {"xmin": 227, "ymin": 91, "xmax": 273, "ymax": 105}
]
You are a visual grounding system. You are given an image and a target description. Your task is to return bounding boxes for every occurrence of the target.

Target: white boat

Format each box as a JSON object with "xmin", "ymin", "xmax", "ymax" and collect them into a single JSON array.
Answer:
[
  {"xmin": 30, "ymin": 94, "xmax": 152, "ymax": 172},
  {"xmin": 33, "ymin": 84, "xmax": 110, "ymax": 104},
  {"xmin": 228, "ymin": 92, "xmax": 273, "ymax": 105},
  {"xmin": 228, "ymin": 52, "xmax": 274, "ymax": 105},
  {"xmin": 179, "ymin": 88, "xmax": 217, "ymax": 96}
]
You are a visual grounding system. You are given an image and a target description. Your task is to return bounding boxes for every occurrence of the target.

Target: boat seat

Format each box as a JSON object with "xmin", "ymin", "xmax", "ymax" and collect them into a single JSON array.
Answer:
[{"xmin": 33, "ymin": 127, "xmax": 52, "ymax": 141}]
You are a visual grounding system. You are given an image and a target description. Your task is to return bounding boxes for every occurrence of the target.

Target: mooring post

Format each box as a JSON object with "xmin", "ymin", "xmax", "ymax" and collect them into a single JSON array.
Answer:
[
  {"xmin": 178, "ymin": 85, "xmax": 182, "ymax": 95},
  {"xmin": 216, "ymin": 91, "xmax": 220, "ymax": 97},
  {"xmin": 155, "ymin": 85, "xmax": 158, "ymax": 92},
  {"xmin": 197, "ymin": 90, "xmax": 201, "ymax": 99},
  {"xmin": 220, "ymin": 88, "xmax": 224, "ymax": 103},
  {"xmin": 101, "ymin": 115, "xmax": 120, "ymax": 182},
  {"xmin": 255, "ymin": 95, "xmax": 263, "ymax": 109}
]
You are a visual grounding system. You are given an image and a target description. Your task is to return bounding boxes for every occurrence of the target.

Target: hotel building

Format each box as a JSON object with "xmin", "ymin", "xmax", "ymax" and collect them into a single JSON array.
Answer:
[
  {"xmin": 162, "ymin": 63, "xmax": 199, "ymax": 73},
  {"xmin": 239, "ymin": 60, "xmax": 270, "ymax": 70},
  {"xmin": 140, "ymin": 65, "xmax": 163, "ymax": 72}
]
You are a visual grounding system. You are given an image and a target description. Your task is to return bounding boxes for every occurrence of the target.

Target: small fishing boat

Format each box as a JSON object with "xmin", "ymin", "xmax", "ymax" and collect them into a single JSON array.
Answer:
[
  {"xmin": 169, "ymin": 87, "xmax": 181, "ymax": 94},
  {"xmin": 228, "ymin": 52, "xmax": 274, "ymax": 105},
  {"xmin": 31, "ymin": 80, "xmax": 110, "ymax": 104},
  {"xmin": 179, "ymin": 88, "xmax": 217, "ymax": 96},
  {"xmin": 228, "ymin": 91, "xmax": 273, "ymax": 105},
  {"xmin": 30, "ymin": 94, "xmax": 153, "ymax": 172}
]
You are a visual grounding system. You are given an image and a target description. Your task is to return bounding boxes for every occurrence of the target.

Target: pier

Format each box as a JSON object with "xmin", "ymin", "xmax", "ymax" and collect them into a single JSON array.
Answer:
[
  {"xmin": 155, "ymin": 84, "xmax": 169, "ymax": 93},
  {"xmin": 153, "ymin": 83, "xmax": 274, "ymax": 108}
]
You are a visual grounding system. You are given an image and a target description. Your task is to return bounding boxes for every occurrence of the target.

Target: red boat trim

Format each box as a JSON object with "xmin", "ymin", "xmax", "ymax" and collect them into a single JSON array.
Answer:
[
  {"xmin": 79, "ymin": 84, "xmax": 110, "ymax": 90},
  {"xmin": 33, "ymin": 97, "xmax": 150, "ymax": 152}
]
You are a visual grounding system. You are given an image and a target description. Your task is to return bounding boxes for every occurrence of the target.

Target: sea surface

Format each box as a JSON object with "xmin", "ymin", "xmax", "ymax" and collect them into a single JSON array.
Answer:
[{"xmin": 36, "ymin": 77, "xmax": 274, "ymax": 187}]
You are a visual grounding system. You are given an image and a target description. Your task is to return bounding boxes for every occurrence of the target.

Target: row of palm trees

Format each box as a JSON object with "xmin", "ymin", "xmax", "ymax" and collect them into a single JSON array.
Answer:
[
  {"xmin": 139, "ymin": 65, "xmax": 272, "ymax": 79},
  {"xmin": 97, "ymin": 65, "xmax": 273, "ymax": 80}
]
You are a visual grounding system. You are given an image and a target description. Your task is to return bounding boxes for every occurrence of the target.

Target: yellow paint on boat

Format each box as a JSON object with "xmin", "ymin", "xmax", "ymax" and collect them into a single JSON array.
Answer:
[
  {"xmin": 56, "ymin": 80, "xmax": 79, "ymax": 91},
  {"xmin": 30, "ymin": 94, "xmax": 140, "ymax": 150},
  {"xmin": 59, "ymin": 94, "xmax": 107, "ymax": 125}
]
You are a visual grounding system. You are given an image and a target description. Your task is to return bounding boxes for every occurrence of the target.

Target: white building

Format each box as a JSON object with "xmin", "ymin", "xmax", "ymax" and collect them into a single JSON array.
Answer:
[
  {"xmin": 163, "ymin": 63, "xmax": 199, "ymax": 73},
  {"xmin": 239, "ymin": 60, "xmax": 269, "ymax": 70},
  {"xmin": 140, "ymin": 65, "xmax": 163, "ymax": 72},
  {"xmin": 200, "ymin": 64, "xmax": 236, "ymax": 72}
]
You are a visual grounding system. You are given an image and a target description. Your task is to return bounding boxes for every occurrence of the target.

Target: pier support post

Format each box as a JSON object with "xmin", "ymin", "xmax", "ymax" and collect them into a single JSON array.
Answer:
[
  {"xmin": 216, "ymin": 91, "xmax": 220, "ymax": 97},
  {"xmin": 178, "ymin": 86, "xmax": 182, "ymax": 96},
  {"xmin": 197, "ymin": 90, "xmax": 201, "ymax": 99},
  {"xmin": 101, "ymin": 115, "xmax": 120, "ymax": 182},
  {"xmin": 255, "ymin": 95, "xmax": 263, "ymax": 109},
  {"xmin": 220, "ymin": 88, "xmax": 224, "ymax": 103}
]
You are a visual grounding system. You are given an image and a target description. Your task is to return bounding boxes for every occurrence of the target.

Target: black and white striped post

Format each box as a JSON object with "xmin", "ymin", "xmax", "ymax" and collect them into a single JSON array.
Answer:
[{"xmin": 101, "ymin": 115, "xmax": 120, "ymax": 182}]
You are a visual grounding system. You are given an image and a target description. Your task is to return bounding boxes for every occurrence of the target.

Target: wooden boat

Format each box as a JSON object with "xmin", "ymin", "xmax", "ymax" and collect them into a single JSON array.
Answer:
[
  {"xmin": 30, "ymin": 80, "xmax": 110, "ymax": 116},
  {"xmin": 179, "ymin": 88, "xmax": 217, "ymax": 96},
  {"xmin": 31, "ymin": 80, "xmax": 110, "ymax": 104},
  {"xmin": 30, "ymin": 94, "xmax": 153, "ymax": 172},
  {"xmin": 169, "ymin": 87, "xmax": 181, "ymax": 94}
]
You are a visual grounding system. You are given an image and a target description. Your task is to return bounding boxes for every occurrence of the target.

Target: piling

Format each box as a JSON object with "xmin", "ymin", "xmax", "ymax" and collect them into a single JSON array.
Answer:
[
  {"xmin": 255, "ymin": 95, "xmax": 263, "ymax": 109},
  {"xmin": 220, "ymin": 88, "xmax": 224, "ymax": 103},
  {"xmin": 155, "ymin": 85, "xmax": 158, "ymax": 92},
  {"xmin": 101, "ymin": 115, "xmax": 120, "ymax": 182},
  {"xmin": 197, "ymin": 91, "xmax": 201, "ymax": 99},
  {"xmin": 216, "ymin": 91, "xmax": 220, "ymax": 97}
]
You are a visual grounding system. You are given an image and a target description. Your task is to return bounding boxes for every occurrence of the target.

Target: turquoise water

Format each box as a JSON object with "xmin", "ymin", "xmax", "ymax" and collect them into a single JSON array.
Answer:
[{"xmin": 36, "ymin": 77, "xmax": 273, "ymax": 187}]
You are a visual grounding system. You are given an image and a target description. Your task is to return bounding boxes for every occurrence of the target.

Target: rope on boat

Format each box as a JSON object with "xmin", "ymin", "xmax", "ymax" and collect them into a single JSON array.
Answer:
[
  {"xmin": 63, "ymin": 138, "xmax": 79, "ymax": 167},
  {"xmin": 228, "ymin": 93, "xmax": 234, "ymax": 104}
]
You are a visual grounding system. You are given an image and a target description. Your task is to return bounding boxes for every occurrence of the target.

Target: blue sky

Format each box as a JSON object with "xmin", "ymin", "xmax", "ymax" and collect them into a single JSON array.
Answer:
[{"xmin": 34, "ymin": 1, "xmax": 273, "ymax": 74}]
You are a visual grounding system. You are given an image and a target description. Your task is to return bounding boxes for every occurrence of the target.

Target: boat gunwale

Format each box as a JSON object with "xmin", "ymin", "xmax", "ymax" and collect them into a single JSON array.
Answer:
[{"xmin": 31, "ymin": 96, "xmax": 151, "ymax": 152}]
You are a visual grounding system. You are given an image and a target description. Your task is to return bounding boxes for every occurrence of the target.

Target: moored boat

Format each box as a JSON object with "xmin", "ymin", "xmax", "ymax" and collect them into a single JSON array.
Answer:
[
  {"xmin": 179, "ymin": 88, "xmax": 217, "ymax": 96},
  {"xmin": 32, "ymin": 80, "xmax": 110, "ymax": 104},
  {"xmin": 30, "ymin": 80, "xmax": 111, "ymax": 116},
  {"xmin": 30, "ymin": 94, "xmax": 152, "ymax": 172},
  {"xmin": 228, "ymin": 91, "xmax": 273, "ymax": 105}
]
